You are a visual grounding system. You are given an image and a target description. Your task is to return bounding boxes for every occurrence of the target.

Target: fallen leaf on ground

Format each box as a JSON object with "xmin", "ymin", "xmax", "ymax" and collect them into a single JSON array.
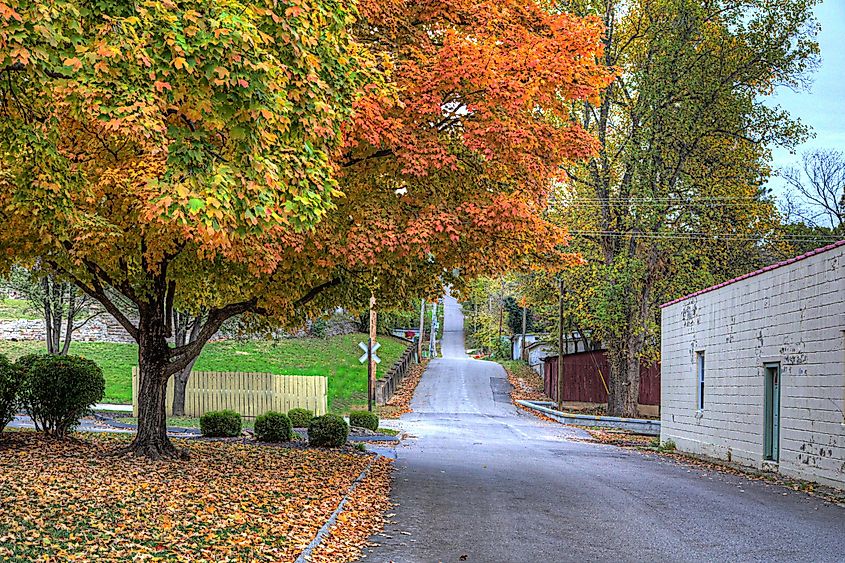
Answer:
[
  {"xmin": 380, "ymin": 360, "xmax": 428, "ymax": 419},
  {"xmin": 0, "ymin": 432, "xmax": 393, "ymax": 562}
]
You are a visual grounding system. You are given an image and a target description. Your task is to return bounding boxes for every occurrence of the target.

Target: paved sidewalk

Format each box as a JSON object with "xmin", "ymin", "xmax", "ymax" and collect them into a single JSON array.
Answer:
[{"xmin": 94, "ymin": 403, "xmax": 133, "ymax": 412}]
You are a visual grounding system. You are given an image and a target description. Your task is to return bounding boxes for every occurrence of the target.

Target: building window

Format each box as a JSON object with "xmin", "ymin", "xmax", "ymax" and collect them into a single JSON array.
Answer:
[{"xmin": 696, "ymin": 351, "xmax": 705, "ymax": 411}]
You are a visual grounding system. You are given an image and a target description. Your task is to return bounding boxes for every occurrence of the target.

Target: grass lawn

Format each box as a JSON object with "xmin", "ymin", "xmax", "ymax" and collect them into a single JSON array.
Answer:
[
  {"xmin": 0, "ymin": 299, "xmax": 39, "ymax": 320},
  {"xmin": 0, "ymin": 334, "xmax": 408, "ymax": 411},
  {"xmin": 0, "ymin": 432, "xmax": 392, "ymax": 562}
]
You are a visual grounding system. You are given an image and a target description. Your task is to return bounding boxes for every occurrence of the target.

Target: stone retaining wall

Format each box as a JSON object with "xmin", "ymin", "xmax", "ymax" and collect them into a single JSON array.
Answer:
[{"xmin": 0, "ymin": 310, "xmax": 359, "ymax": 344}]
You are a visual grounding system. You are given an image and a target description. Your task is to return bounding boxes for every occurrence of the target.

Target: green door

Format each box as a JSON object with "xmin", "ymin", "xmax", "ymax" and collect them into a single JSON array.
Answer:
[{"xmin": 764, "ymin": 363, "xmax": 781, "ymax": 462}]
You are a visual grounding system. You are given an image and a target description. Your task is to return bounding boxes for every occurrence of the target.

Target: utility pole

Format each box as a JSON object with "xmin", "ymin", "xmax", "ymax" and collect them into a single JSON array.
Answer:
[
  {"xmin": 429, "ymin": 299, "xmax": 438, "ymax": 358},
  {"xmin": 417, "ymin": 299, "xmax": 426, "ymax": 361},
  {"xmin": 497, "ymin": 279, "xmax": 505, "ymax": 355},
  {"xmin": 368, "ymin": 294, "xmax": 377, "ymax": 411},
  {"xmin": 557, "ymin": 277, "xmax": 565, "ymax": 410},
  {"xmin": 521, "ymin": 301, "xmax": 528, "ymax": 362}
]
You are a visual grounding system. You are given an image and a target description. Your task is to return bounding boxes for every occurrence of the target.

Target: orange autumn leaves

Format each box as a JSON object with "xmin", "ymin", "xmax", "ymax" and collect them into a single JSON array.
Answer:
[
  {"xmin": 0, "ymin": 0, "xmax": 612, "ymax": 328},
  {"xmin": 0, "ymin": 433, "xmax": 390, "ymax": 562},
  {"xmin": 347, "ymin": 0, "xmax": 610, "ymax": 180},
  {"xmin": 324, "ymin": 0, "xmax": 612, "ymax": 300}
]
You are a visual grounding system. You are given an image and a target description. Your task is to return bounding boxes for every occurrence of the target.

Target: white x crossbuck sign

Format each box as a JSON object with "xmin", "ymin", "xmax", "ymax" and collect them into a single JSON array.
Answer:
[{"xmin": 358, "ymin": 341, "xmax": 381, "ymax": 364}]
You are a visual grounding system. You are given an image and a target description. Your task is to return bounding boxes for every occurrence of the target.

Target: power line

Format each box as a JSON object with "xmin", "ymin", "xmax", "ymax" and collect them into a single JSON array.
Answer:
[
  {"xmin": 554, "ymin": 196, "xmax": 766, "ymax": 202},
  {"xmin": 567, "ymin": 230, "xmax": 843, "ymax": 243},
  {"xmin": 557, "ymin": 203, "xmax": 771, "ymax": 208}
]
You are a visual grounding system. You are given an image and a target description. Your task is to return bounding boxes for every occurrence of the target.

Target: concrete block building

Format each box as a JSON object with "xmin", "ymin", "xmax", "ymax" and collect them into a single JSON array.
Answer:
[{"xmin": 660, "ymin": 240, "xmax": 845, "ymax": 487}]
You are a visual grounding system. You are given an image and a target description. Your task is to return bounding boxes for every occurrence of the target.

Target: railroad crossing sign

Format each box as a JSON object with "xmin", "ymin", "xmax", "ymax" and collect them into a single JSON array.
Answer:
[{"xmin": 358, "ymin": 341, "xmax": 381, "ymax": 364}]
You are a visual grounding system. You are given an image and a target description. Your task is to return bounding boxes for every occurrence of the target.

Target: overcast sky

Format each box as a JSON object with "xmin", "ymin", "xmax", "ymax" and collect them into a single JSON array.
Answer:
[{"xmin": 766, "ymin": 1, "xmax": 845, "ymax": 197}]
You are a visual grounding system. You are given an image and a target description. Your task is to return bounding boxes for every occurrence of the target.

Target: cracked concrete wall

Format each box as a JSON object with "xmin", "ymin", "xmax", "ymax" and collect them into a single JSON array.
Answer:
[{"xmin": 661, "ymin": 245, "xmax": 845, "ymax": 488}]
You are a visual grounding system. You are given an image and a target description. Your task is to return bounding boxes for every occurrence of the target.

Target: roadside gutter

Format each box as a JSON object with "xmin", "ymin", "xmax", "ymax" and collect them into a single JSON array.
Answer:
[{"xmin": 516, "ymin": 400, "xmax": 660, "ymax": 436}]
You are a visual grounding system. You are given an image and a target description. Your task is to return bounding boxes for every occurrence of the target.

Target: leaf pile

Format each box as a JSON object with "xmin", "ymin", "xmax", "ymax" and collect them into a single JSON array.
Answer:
[
  {"xmin": 309, "ymin": 456, "xmax": 393, "ymax": 562},
  {"xmin": 379, "ymin": 360, "xmax": 428, "ymax": 419},
  {"xmin": 582, "ymin": 427, "xmax": 655, "ymax": 448},
  {"xmin": 504, "ymin": 362, "xmax": 551, "ymax": 403},
  {"xmin": 0, "ymin": 432, "xmax": 392, "ymax": 562},
  {"xmin": 501, "ymin": 362, "xmax": 558, "ymax": 424}
]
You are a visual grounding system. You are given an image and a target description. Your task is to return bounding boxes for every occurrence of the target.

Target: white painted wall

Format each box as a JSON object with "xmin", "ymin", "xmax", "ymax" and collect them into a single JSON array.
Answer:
[{"xmin": 660, "ymin": 244, "xmax": 845, "ymax": 488}]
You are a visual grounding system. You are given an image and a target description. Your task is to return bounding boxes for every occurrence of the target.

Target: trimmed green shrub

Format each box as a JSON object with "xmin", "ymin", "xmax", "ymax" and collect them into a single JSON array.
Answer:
[
  {"xmin": 308, "ymin": 414, "xmax": 349, "ymax": 448},
  {"xmin": 288, "ymin": 407, "xmax": 314, "ymax": 428},
  {"xmin": 0, "ymin": 354, "xmax": 23, "ymax": 433},
  {"xmin": 349, "ymin": 410, "xmax": 379, "ymax": 431},
  {"xmin": 254, "ymin": 411, "xmax": 293, "ymax": 442},
  {"xmin": 200, "ymin": 410, "xmax": 242, "ymax": 437},
  {"xmin": 18, "ymin": 354, "xmax": 105, "ymax": 437}
]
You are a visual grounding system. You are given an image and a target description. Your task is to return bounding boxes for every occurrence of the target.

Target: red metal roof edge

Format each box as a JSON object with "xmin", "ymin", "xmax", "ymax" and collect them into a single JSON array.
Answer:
[{"xmin": 660, "ymin": 239, "xmax": 845, "ymax": 309}]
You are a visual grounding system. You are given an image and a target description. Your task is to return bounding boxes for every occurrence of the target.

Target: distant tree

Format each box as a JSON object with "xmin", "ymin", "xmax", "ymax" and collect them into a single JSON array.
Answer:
[
  {"xmin": 170, "ymin": 310, "xmax": 204, "ymax": 417},
  {"xmin": 504, "ymin": 297, "xmax": 538, "ymax": 337},
  {"xmin": 769, "ymin": 221, "xmax": 839, "ymax": 260},
  {"xmin": 556, "ymin": 0, "xmax": 819, "ymax": 417},
  {"xmin": 781, "ymin": 149, "xmax": 845, "ymax": 230},
  {"xmin": 4, "ymin": 266, "xmax": 99, "ymax": 355}
]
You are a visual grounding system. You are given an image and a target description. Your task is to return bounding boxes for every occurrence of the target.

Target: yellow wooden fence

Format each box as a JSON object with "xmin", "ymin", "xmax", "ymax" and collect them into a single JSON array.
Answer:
[{"xmin": 131, "ymin": 369, "xmax": 328, "ymax": 418}]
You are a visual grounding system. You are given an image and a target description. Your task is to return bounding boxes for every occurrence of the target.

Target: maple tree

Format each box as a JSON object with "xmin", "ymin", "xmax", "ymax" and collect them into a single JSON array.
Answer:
[
  {"xmin": 308, "ymin": 0, "xmax": 612, "ymax": 308},
  {"xmin": 0, "ymin": 0, "xmax": 369, "ymax": 458},
  {"xmin": 0, "ymin": 0, "xmax": 611, "ymax": 458},
  {"xmin": 4, "ymin": 266, "xmax": 99, "ymax": 355}
]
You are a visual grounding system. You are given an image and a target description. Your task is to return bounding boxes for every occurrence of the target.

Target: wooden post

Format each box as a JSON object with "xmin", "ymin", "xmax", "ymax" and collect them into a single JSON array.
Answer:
[
  {"xmin": 417, "ymin": 299, "xmax": 426, "ymax": 361},
  {"xmin": 368, "ymin": 294, "xmax": 377, "ymax": 411},
  {"xmin": 557, "ymin": 277, "xmax": 565, "ymax": 410}
]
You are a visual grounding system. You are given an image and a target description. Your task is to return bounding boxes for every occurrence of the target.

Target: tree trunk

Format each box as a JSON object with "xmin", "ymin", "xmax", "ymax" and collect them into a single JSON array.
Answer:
[
  {"xmin": 60, "ymin": 291, "xmax": 75, "ymax": 355},
  {"xmin": 170, "ymin": 358, "xmax": 197, "ymax": 417},
  {"xmin": 170, "ymin": 312, "xmax": 202, "ymax": 416},
  {"xmin": 606, "ymin": 341, "xmax": 629, "ymax": 417},
  {"xmin": 606, "ymin": 333, "xmax": 645, "ymax": 418},
  {"xmin": 126, "ymin": 309, "xmax": 185, "ymax": 460},
  {"xmin": 42, "ymin": 278, "xmax": 56, "ymax": 355}
]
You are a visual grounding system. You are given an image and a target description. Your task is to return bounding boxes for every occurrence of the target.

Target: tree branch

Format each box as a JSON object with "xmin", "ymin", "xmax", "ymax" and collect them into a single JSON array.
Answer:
[
  {"xmin": 45, "ymin": 261, "xmax": 140, "ymax": 342},
  {"xmin": 166, "ymin": 298, "xmax": 259, "ymax": 375}
]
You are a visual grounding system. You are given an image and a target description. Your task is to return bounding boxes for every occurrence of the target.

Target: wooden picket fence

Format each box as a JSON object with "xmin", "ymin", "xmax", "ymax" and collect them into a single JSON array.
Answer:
[
  {"xmin": 374, "ymin": 341, "xmax": 418, "ymax": 406},
  {"xmin": 131, "ymin": 369, "xmax": 327, "ymax": 418}
]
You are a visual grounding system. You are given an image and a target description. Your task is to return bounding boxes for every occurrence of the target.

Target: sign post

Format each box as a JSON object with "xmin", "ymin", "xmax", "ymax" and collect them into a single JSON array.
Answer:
[
  {"xmin": 369, "ymin": 295, "xmax": 377, "ymax": 411},
  {"xmin": 358, "ymin": 340, "xmax": 381, "ymax": 410}
]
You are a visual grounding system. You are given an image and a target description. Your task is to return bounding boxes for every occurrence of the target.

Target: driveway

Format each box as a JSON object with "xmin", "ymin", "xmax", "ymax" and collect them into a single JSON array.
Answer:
[{"xmin": 365, "ymin": 294, "xmax": 845, "ymax": 563}]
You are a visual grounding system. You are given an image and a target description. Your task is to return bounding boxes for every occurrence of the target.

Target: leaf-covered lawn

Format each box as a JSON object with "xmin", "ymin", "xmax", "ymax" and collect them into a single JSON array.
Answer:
[
  {"xmin": 0, "ymin": 433, "xmax": 392, "ymax": 562},
  {"xmin": 0, "ymin": 335, "xmax": 408, "ymax": 411}
]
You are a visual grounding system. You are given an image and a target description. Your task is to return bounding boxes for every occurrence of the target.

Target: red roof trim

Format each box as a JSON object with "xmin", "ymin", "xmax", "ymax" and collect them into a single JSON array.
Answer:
[{"xmin": 660, "ymin": 239, "xmax": 845, "ymax": 309}]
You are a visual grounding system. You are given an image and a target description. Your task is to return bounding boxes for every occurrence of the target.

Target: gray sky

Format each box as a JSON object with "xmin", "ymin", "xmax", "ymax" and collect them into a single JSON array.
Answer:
[{"xmin": 767, "ymin": 1, "xmax": 845, "ymax": 197}]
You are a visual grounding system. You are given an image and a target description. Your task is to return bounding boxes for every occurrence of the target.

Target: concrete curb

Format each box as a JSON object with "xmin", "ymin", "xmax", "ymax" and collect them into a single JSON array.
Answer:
[
  {"xmin": 517, "ymin": 400, "xmax": 661, "ymax": 436},
  {"xmin": 294, "ymin": 455, "xmax": 376, "ymax": 563},
  {"xmin": 92, "ymin": 414, "xmax": 202, "ymax": 435}
]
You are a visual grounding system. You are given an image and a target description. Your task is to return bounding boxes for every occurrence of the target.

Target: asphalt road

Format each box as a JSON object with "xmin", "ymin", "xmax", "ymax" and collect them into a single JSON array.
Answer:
[{"xmin": 364, "ymin": 294, "xmax": 845, "ymax": 563}]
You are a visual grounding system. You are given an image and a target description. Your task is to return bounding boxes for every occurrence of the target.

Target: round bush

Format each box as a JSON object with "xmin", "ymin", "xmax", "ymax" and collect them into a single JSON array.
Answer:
[
  {"xmin": 287, "ymin": 407, "xmax": 314, "ymax": 428},
  {"xmin": 254, "ymin": 411, "xmax": 293, "ymax": 442},
  {"xmin": 349, "ymin": 410, "xmax": 379, "ymax": 431},
  {"xmin": 18, "ymin": 354, "xmax": 105, "ymax": 438},
  {"xmin": 200, "ymin": 410, "xmax": 242, "ymax": 437},
  {"xmin": 0, "ymin": 354, "xmax": 23, "ymax": 433},
  {"xmin": 308, "ymin": 414, "xmax": 349, "ymax": 448}
]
